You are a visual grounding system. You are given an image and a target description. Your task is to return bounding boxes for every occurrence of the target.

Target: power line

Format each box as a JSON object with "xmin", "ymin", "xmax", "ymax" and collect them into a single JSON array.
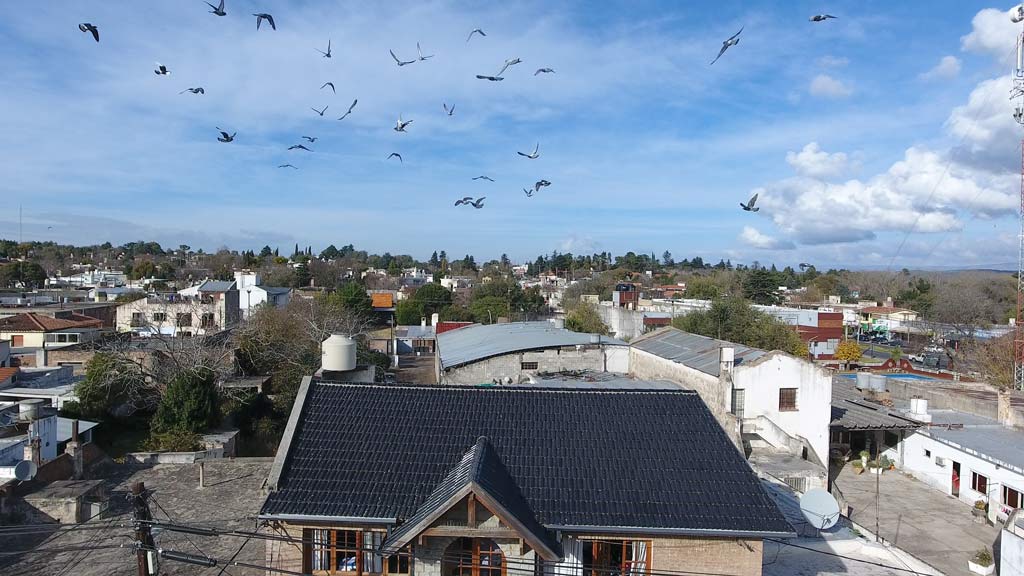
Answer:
[{"xmin": 764, "ymin": 538, "xmax": 932, "ymax": 575}]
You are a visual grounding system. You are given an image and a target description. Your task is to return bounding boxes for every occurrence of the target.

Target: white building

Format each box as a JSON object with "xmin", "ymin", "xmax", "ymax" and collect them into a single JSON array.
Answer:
[
  {"xmin": 50, "ymin": 268, "xmax": 127, "ymax": 288},
  {"xmin": 234, "ymin": 271, "xmax": 293, "ymax": 319},
  {"xmin": 116, "ymin": 290, "xmax": 240, "ymax": 337}
]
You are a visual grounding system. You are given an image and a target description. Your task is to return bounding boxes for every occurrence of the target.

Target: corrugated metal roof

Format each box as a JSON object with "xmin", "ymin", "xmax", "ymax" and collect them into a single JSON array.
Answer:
[
  {"xmin": 437, "ymin": 322, "xmax": 626, "ymax": 369},
  {"xmin": 830, "ymin": 379, "xmax": 922, "ymax": 431},
  {"xmin": 924, "ymin": 417, "xmax": 1024, "ymax": 472},
  {"xmin": 630, "ymin": 328, "xmax": 765, "ymax": 377},
  {"xmin": 200, "ymin": 280, "xmax": 236, "ymax": 292}
]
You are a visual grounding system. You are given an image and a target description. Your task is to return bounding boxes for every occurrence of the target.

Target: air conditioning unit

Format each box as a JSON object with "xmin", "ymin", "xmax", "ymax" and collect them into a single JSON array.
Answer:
[{"xmin": 935, "ymin": 457, "xmax": 946, "ymax": 467}]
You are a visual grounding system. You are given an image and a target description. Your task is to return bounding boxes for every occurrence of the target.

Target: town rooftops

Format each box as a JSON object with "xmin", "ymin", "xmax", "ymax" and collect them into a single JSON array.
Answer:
[
  {"xmin": 261, "ymin": 381, "xmax": 794, "ymax": 538},
  {"xmin": 922, "ymin": 409, "xmax": 1024, "ymax": 474},
  {"xmin": 830, "ymin": 378, "xmax": 922, "ymax": 431},
  {"xmin": 0, "ymin": 312, "xmax": 102, "ymax": 332},
  {"xmin": 197, "ymin": 280, "xmax": 236, "ymax": 292},
  {"xmin": 437, "ymin": 321, "xmax": 627, "ymax": 369},
  {"xmin": 860, "ymin": 306, "xmax": 914, "ymax": 315},
  {"xmin": 631, "ymin": 327, "xmax": 766, "ymax": 377}
]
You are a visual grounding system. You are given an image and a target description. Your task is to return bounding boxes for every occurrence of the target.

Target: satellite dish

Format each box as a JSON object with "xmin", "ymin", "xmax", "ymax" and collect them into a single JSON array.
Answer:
[
  {"xmin": 0, "ymin": 460, "xmax": 38, "ymax": 481},
  {"xmin": 799, "ymin": 488, "xmax": 841, "ymax": 530}
]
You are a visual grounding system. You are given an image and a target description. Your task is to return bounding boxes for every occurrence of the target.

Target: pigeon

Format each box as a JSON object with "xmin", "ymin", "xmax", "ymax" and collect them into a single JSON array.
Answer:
[
  {"xmin": 467, "ymin": 29, "xmax": 486, "ymax": 42},
  {"xmin": 417, "ymin": 42, "xmax": 433, "ymax": 61},
  {"xmin": 78, "ymin": 23, "xmax": 99, "ymax": 42},
  {"xmin": 317, "ymin": 39, "xmax": 332, "ymax": 58},
  {"xmin": 154, "ymin": 62, "xmax": 170, "ymax": 75},
  {"xmin": 469, "ymin": 197, "xmax": 486, "ymax": 209},
  {"xmin": 302, "ymin": 136, "xmax": 317, "ymax": 143},
  {"xmin": 443, "ymin": 103, "xmax": 455, "ymax": 116},
  {"xmin": 311, "ymin": 105, "xmax": 329, "ymax": 117},
  {"xmin": 179, "ymin": 87, "xmax": 205, "ymax": 94},
  {"xmin": 390, "ymin": 49, "xmax": 414, "ymax": 67},
  {"xmin": 394, "ymin": 114, "xmax": 413, "ymax": 132},
  {"xmin": 710, "ymin": 26, "xmax": 743, "ymax": 65},
  {"xmin": 534, "ymin": 179, "xmax": 551, "ymax": 192},
  {"xmin": 288, "ymin": 144, "xmax": 312, "ymax": 151},
  {"xmin": 278, "ymin": 164, "xmax": 298, "ymax": 169},
  {"xmin": 740, "ymin": 192, "xmax": 759, "ymax": 212},
  {"xmin": 535, "ymin": 68, "xmax": 555, "ymax": 75},
  {"xmin": 205, "ymin": 0, "xmax": 226, "ymax": 16},
  {"xmin": 216, "ymin": 128, "xmax": 235, "ymax": 142},
  {"xmin": 475, "ymin": 75, "xmax": 504, "ymax": 82},
  {"xmin": 496, "ymin": 57, "xmax": 522, "ymax": 77},
  {"xmin": 321, "ymin": 82, "xmax": 335, "ymax": 94},
  {"xmin": 809, "ymin": 14, "xmax": 837, "ymax": 22},
  {"xmin": 337, "ymin": 99, "xmax": 358, "ymax": 120},
  {"xmin": 387, "ymin": 153, "xmax": 403, "ymax": 163},
  {"xmin": 523, "ymin": 188, "xmax": 534, "ymax": 197},
  {"xmin": 454, "ymin": 197, "xmax": 474, "ymax": 206},
  {"xmin": 472, "ymin": 176, "xmax": 494, "ymax": 182},
  {"xmin": 517, "ymin": 143, "xmax": 540, "ymax": 159},
  {"xmin": 253, "ymin": 13, "xmax": 275, "ymax": 31}
]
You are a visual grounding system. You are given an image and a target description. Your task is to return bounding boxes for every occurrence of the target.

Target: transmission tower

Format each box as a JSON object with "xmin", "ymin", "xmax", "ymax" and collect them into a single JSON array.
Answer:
[{"xmin": 1013, "ymin": 5, "xmax": 1024, "ymax": 390}]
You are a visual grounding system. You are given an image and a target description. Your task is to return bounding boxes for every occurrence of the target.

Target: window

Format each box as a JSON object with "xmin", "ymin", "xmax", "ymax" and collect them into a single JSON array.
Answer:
[
  {"xmin": 386, "ymin": 545, "xmax": 412, "ymax": 575},
  {"xmin": 520, "ymin": 362, "xmax": 538, "ymax": 370},
  {"xmin": 971, "ymin": 472, "xmax": 988, "ymax": 495},
  {"xmin": 1005, "ymin": 486, "xmax": 1022, "ymax": 509},
  {"xmin": 442, "ymin": 538, "xmax": 503, "ymax": 576},
  {"xmin": 176, "ymin": 313, "xmax": 192, "ymax": 327},
  {"xmin": 778, "ymin": 388, "xmax": 798, "ymax": 411},
  {"xmin": 201, "ymin": 313, "xmax": 216, "ymax": 329},
  {"xmin": 131, "ymin": 312, "xmax": 145, "ymax": 327},
  {"xmin": 924, "ymin": 449, "xmax": 931, "ymax": 458},
  {"xmin": 152, "ymin": 312, "xmax": 167, "ymax": 322},
  {"xmin": 582, "ymin": 539, "xmax": 650, "ymax": 576},
  {"xmin": 731, "ymin": 388, "xmax": 745, "ymax": 419},
  {"xmin": 303, "ymin": 529, "xmax": 387, "ymax": 576}
]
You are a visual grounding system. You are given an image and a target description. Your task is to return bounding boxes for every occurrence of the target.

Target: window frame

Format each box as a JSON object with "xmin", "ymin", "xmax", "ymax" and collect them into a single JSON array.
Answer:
[
  {"xmin": 520, "ymin": 361, "xmax": 539, "ymax": 370},
  {"xmin": 152, "ymin": 312, "xmax": 167, "ymax": 322},
  {"xmin": 303, "ymin": 529, "xmax": 398, "ymax": 576},
  {"xmin": 971, "ymin": 471, "xmax": 988, "ymax": 495},
  {"xmin": 1005, "ymin": 486, "xmax": 1022, "ymax": 509},
  {"xmin": 778, "ymin": 388, "xmax": 798, "ymax": 412},
  {"xmin": 582, "ymin": 539, "xmax": 652, "ymax": 576}
]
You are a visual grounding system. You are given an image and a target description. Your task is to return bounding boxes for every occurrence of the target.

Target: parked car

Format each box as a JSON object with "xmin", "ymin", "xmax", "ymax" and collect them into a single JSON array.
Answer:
[{"xmin": 907, "ymin": 354, "xmax": 925, "ymax": 363}]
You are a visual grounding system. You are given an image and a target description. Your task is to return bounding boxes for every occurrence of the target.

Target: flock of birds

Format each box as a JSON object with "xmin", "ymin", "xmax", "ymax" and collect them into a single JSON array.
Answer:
[{"xmin": 75, "ymin": 4, "xmax": 839, "ymax": 213}]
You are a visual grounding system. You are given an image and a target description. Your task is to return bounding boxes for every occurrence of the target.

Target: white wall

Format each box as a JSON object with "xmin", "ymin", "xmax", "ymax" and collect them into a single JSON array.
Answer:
[{"xmin": 442, "ymin": 344, "xmax": 629, "ymax": 385}]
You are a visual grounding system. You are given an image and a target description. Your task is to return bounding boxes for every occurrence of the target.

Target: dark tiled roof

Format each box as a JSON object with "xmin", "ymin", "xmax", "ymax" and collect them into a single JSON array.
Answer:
[
  {"xmin": 380, "ymin": 437, "xmax": 560, "ymax": 558},
  {"xmin": 261, "ymin": 382, "xmax": 794, "ymax": 537}
]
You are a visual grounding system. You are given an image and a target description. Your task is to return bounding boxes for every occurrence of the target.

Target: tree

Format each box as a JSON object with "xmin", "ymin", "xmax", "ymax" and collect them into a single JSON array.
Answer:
[
  {"xmin": 0, "ymin": 262, "xmax": 47, "ymax": 289},
  {"xmin": 150, "ymin": 367, "xmax": 219, "ymax": 435},
  {"xmin": 564, "ymin": 303, "xmax": 610, "ymax": 335},
  {"xmin": 429, "ymin": 251, "xmax": 440, "ymax": 268},
  {"xmin": 469, "ymin": 296, "xmax": 507, "ymax": 324},
  {"xmin": 411, "ymin": 283, "xmax": 453, "ymax": 317},
  {"xmin": 686, "ymin": 277, "xmax": 721, "ymax": 300},
  {"xmin": 395, "ymin": 300, "xmax": 425, "ymax": 325},
  {"xmin": 320, "ymin": 245, "xmax": 340, "ymax": 260},
  {"xmin": 259, "ymin": 245, "xmax": 273, "ymax": 258},
  {"xmin": 332, "ymin": 282, "xmax": 372, "ymax": 315},
  {"xmin": 71, "ymin": 352, "xmax": 148, "ymax": 419},
  {"xmin": 131, "ymin": 260, "xmax": 157, "ymax": 280},
  {"xmin": 742, "ymin": 269, "xmax": 781, "ymax": 305},
  {"xmin": 662, "ymin": 251, "xmax": 674, "ymax": 267},
  {"xmin": 835, "ymin": 340, "xmax": 863, "ymax": 370},
  {"xmin": 292, "ymin": 261, "xmax": 311, "ymax": 288},
  {"xmin": 439, "ymin": 305, "xmax": 474, "ymax": 322},
  {"xmin": 889, "ymin": 346, "xmax": 902, "ymax": 364},
  {"xmin": 672, "ymin": 297, "xmax": 805, "ymax": 355}
]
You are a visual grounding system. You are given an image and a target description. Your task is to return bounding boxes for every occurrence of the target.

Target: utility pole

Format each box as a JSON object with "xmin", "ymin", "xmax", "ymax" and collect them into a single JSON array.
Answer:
[
  {"xmin": 133, "ymin": 482, "xmax": 155, "ymax": 576},
  {"xmin": 1013, "ymin": 5, "xmax": 1024, "ymax": 389}
]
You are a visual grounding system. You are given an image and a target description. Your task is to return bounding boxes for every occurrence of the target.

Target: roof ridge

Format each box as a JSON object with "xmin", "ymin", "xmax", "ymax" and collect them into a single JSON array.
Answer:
[{"xmin": 314, "ymin": 381, "xmax": 696, "ymax": 394}]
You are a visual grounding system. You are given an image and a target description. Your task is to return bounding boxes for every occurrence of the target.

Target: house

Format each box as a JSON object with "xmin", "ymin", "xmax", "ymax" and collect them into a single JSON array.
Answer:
[
  {"xmin": 761, "ymin": 308, "xmax": 844, "ymax": 359},
  {"xmin": 630, "ymin": 327, "xmax": 832, "ymax": 490},
  {"xmin": 0, "ymin": 313, "xmax": 102, "ymax": 349},
  {"xmin": 115, "ymin": 290, "xmax": 240, "ymax": 337},
  {"xmin": 859, "ymin": 305, "xmax": 918, "ymax": 332},
  {"xmin": 234, "ymin": 271, "xmax": 293, "ymax": 319},
  {"xmin": 49, "ymin": 268, "xmax": 127, "ymax": 288},
  {"xmin": 435, "ymin": 322, "xmax": 629, "ymax": 385},
  {"xmin": 260, "ymin": 378, "xmax": 795, "ymax": 576},
  {"xmin": 395, "ymin": 325, "xmax": 435, "ymax": 355}
]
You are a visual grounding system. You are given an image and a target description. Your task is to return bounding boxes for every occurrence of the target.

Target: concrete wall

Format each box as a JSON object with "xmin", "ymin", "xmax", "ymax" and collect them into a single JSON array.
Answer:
[
  {"xmin": 1002, "ymin": 510, "xmax": 1024, "ymax": 576},
  {"xmin": 0, "ymin": 339, "xmax": 10, "ymax": 366},
  {"xmin": 442, "ymin": 345, "xmax": 629, "ymax": 385}
]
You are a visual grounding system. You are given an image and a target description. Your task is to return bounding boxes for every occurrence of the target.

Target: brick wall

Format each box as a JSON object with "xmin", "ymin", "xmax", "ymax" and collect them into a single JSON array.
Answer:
[{"xmin": 648, "ymin": 536, "xmax": 763, "ymax": 575}]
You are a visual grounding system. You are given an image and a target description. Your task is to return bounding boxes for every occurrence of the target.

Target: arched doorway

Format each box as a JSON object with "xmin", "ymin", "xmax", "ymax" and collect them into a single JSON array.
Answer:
[{"xmin": 442, "ymin": 537, "xmax": 504, "ymax": 576}]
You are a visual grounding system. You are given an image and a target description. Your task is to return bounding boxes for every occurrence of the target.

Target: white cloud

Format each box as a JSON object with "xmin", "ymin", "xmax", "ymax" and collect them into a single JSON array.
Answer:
[
  {"xmin": 809, "ymin": 74, "xmax": 852, "ymax": 99},
  {"xmin": 919, "ymin": 55, "xmax": 961, "ymax": 81},
  {"xmin": 559, "ymin": 233, "xmax": 600, "ymax": 254},
  {"xmin": 785, "ymin": 143, "xmax": 856, "ymax": 179},
  {"xmin": 961, "ymin": 7, "xmax": 1019, "ymax": 58},
  {"xmin": 946, "ymin": 77, "xmax": 1020, "ymax": 172},
  {"xmin": 816, "ymin": 55, "xmax": 849, "ymax": 69},
  {"xmin": 739, "ymin": 227, "xmax": 794, "ymax": 250}
]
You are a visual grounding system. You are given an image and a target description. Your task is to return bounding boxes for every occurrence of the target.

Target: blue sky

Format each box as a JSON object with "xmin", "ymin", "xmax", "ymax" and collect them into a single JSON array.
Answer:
[{"xmin": 0, "ymin": 1, "xmax": 1020, "ymax": 268}]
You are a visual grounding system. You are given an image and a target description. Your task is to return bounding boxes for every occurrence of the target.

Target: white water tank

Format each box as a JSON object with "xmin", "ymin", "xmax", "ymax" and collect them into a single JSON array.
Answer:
[
  {"xmin": 0, "ymin": 460, "xmax": 37, "ymax": 481},
  {"xmin": 322, "ymin": 334, "xmax": 357, "ymax": 371},
  {"xmin": 870, "ymin": 374, "xmax": 887, "ymax": 392},
  {"xmin": 856, "ymin": 372, "xmax": 871, "ymax": 390},
  {"xmin": 18, "ymin": 399, "xmax": 44, "ymax": 422},
  {"xmin": 589, "ymin": 334, "xmax": 601, "ymax": 344}
]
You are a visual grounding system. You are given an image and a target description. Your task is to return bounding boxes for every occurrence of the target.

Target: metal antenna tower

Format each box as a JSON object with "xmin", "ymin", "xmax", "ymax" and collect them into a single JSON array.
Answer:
[{"xmin": 1013, "ymin": 4, "xmax": 1024, "ymax": 390}]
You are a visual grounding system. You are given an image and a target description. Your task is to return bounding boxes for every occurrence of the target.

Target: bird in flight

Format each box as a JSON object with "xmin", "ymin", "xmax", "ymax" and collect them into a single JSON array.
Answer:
[
  {"xmin": 311, "ymin": 105, "xmax": 329, "ymax": 117},
  {"xmin": 517, "ymin": 143, "xmax": 540, "ymax": 159},
  {"xmin": 454, "ymin": 197, "xmax": 474, "ymax": 206},
  {"xmin": 317, "ymin": 39, "xmax": 332, "ymax": 58},
  {"xmin": 288, "ymin": 144, "xmax": 312, "ymax": 151},
  {"xmin": 394, "ymin": 114, "xmax": 413, "ymax": 132},
  {"xmin": 523, "ymin": 188, "xmax": 534, "ymax": 197},
  {"xmin": 278, "ymin": 164, "xmax": 298, "ymax": 169},
  {"xmin": 467, "ymin": 29, "xmax": 486, "ymax": 42},
  {"xmin": 154, "ymin": 62, "xmax": 170, "ymax": 75},
  {"xmin": 179, "ymin": 87, "xmax": 205, "ymax": 94},
  {"xmin": 253, "ymin": 13, "xmax": 276, "ymax": 30},
  {"xmin": 205, "ymin": 0, "xmax": 226, "ymax": 16},
  {"xmin": 535, "ymin": 68, "xmax": 555, "ymax": 75},
  {"xmin": 496, "ymin": 57, "xmax": 522, "ymax": 77},
  {"xmin": 472, "ymin": 176, "xmax": 494, "ymax": 182},
  {"xmin": 710, "ymin": 27, "xmax": 743, "ymax": 65},
  {"xmin": 387, "ymin": 153, "xmax": 403, "ymax": 163},
  {"xmin": 469, "ymin": 197, "xmax": 486, "ymax": 209},
  {"xmin": 443, "ymin": 103, "xmax": 455, "ymax": 116},
  {"xmin": 301, "ymin": 136, "xmax": 317, "ymax": 143},
  {"xmin": 78, "ymin": 23, "xmax": 99, "ymax": 42},
  {"xmin": 417, "ymin": 42, "xmax": 434, "ymax": 61},
  {"xmin": 337, "ymin": 99, "xmax": 358, "ymax": 120},
  {"xmin": 740, "ymin": 192, "xmax": 759, "ymax": 212},
  {"xmin": 809, "ymin": 14, "xmax": 837, "ymax": 22},
  {"xmin": 321, "ymin": 82, "xmax": 335, "ymax": 94},
  {"xmin": 475, "ymin": 74, "xmax": 504, "ymax": 82},
  {"xmin": 390, "ymin": 49, "xmax": 415, "ymax": 66},
  {"xmin": 216, "ymin": 128, "xmax": 235, "ymax": 142},
  {"xmin": 534, "ymin": 179, "xmax": 551, "ymax": 192}
]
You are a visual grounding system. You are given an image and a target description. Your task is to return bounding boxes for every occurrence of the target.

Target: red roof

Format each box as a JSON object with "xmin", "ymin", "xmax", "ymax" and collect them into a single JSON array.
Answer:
[
  {"xmin": 0, "ymin": 312, "xmax": 103, "ymax": 332},
  {"xmin": 436, "ymin": 321, "xmax": 474, "ymax": 335},
  {"xmin": 861, "ymin": 306, "xmax": 913, "ymax": 315},
  {"xmin": 0, "ymin": 367, "xmax": 17, "ymax": 383}
]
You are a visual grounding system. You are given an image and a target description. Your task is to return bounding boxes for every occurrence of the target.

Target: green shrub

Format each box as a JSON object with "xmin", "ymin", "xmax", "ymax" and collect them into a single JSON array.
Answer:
[
  {"xmin": 142, "ymin": 427, "xmax": 203, "ymax": 452},
  {"xmin": 151, "ymin": 368, "xmax": 218, "ymax": 434},
  {"xmin": 973, "ymin": 548, "xmax": 993, "ymax": 567}
]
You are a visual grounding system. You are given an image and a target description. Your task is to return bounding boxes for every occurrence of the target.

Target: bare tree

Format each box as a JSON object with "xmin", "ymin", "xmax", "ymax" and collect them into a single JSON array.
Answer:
[{"xmin": 930, "ymin": 276, "xmax": 997, "ymax": 338}]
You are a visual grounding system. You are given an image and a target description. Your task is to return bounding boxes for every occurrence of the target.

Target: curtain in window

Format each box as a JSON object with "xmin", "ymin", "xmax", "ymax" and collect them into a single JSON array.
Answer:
[
  {"xmin": 628, "ymin": 541, "xmax": 648, "ymax": 576},
  {"xmin": 311, "ymin": 529, "xmax": 330, "ymax": 571},
  {"xmin": 544, "ymin": 536, "xmax": 583, "ymax": 576},
  {"xmin": 363, "ymin": 531, "xmax": 384, "ymax": 573}
]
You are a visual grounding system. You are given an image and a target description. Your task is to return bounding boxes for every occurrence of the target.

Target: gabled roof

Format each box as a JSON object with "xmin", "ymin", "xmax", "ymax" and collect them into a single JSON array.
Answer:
[
  {"xmin": 261, "ymin": 286, "xmax": 292, "ymax": 296},
  {"xmin": 380, "ymin": 436, "xmax": 560, "ymax": 560},
  {"xmin": 437, "ymin": 322, "xmax": 627, "ymax": 369},
  {"xmin": 0, "ymin": 313, "xmax": 102, "ymax": 333},
  {"xmin": 261, "ymin": 382, "xmax": 794, "ymax": 538},
  {"xmin": 199, "ymin": 280, "xmax": 236, "ymax": 292},
  {"xmin": 830, "ymin": 379, "xmax": 921, "ymax": 431},
  {"xmin": 631, "ymin": 327, "xmax": 765, "ymax": 377}
]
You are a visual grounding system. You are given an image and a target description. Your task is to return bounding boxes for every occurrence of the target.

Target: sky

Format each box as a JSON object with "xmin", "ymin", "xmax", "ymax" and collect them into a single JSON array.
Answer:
[{"xmin": 0, "ymin": 1, "xmax": 1022, "ymax": 269}]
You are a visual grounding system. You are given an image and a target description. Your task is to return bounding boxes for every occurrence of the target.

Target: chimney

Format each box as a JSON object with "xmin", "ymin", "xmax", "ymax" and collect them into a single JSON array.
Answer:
[
  {"xmin": 998, "ymin": 389, "xmax": 1017, "ymax": 428},
  {"xmin": 23, "ymin": 436, "xmax": 41, "ymax": 468},
  {"xmin": 421, "ymin": 317, "xmax": 427, "ymax": 328},
  {"xmin": 65, "ymin": 420, "xmax": 83, "ymax": 480},
  {"xmin": 719, "ymin": 347, "xmax": 735, "ymax": 378},
  {"xmin": 198, "ymin": 461, "xmax": 205, "ymax": 489},
  {"xmin": 430, "ymin": 312, "xmax": 440, "ymax": 326}
]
